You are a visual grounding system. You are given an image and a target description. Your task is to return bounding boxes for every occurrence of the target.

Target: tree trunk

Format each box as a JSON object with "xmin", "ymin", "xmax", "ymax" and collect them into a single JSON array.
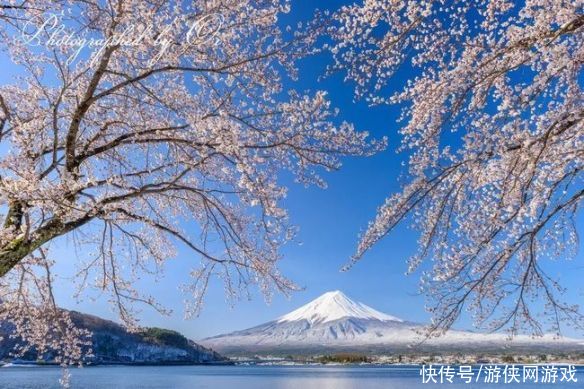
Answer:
[
  {"xmin": 0, "ymin": 218, "xmax": 66, "ymax": 276},
  {"xmin": 3, "ymin": 201, "xmax": 23, "ymax": 230},
  {"xmin": 0, "ymin": 215, "xmax": 94, "ymax": 277}
]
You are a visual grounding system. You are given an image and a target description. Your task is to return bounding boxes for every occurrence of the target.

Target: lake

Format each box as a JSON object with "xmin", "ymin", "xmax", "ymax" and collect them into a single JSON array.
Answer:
[{"xmin": 0, "ymin": 365, "xmax": 581, "ymax": 388}]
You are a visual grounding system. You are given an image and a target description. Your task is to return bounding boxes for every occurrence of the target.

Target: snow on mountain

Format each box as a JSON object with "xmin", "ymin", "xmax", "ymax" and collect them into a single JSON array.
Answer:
[
  {"xmin": 201, "ymin": 291, "xmax": 584, "ymax": 356},
  {"xmin": 277, "ymin": 290, "xmax": 403, "ymax": 324}
]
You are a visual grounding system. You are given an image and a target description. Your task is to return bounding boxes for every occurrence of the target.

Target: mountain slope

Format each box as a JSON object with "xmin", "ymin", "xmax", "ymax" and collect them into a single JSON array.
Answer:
[
  {"xmin": 277, "ymin": 290, "xmax": 403, "ymax": 324},
  {"xmin": 0, "ymin": 311, "xmax": 226, "ymax": 365},
  {"xmin": 202, "ymin": 291, "xmax": 584, "ymax": 356}
]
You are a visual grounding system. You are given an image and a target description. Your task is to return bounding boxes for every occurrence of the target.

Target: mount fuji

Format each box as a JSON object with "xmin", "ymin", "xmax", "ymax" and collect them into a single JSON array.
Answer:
[{"xmin": 202, "ymin": 291, "xmax": 584, "ymax": 356}]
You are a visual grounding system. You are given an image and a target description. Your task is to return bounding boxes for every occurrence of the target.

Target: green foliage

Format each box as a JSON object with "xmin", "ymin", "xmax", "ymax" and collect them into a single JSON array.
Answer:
[
  {"xmin": 502, "ymin": 355, "xmax": 515, "ymax": 363},
  {"xmin": 139, "ymin": 328, "xmax": 189, "ymax": 349},
  {"xmin": 316, "ymin": 353, "xmax": 370, "ymax": 364}
]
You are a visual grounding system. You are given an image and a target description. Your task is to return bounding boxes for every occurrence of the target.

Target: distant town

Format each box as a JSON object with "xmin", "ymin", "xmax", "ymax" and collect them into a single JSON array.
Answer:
[{"xmin": 231, "ymin": 352, "xmax": 584, "ymax": 366}]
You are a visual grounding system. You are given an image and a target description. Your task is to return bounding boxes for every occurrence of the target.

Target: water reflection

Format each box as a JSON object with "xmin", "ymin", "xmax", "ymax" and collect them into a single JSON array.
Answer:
[{"xmin": 0, "ymin": 365, "xmax": 580, "ymax": 389}]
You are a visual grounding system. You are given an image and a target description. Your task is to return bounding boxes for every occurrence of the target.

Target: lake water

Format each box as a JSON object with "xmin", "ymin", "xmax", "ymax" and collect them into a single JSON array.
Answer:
[{"xmin": 0, "ymin": 365, "xmax": 582, "ymax": 388}]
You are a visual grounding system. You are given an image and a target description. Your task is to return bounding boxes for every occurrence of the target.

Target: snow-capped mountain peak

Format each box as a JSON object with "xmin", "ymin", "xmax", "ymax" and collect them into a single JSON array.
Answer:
[
  {"xmin": 276, "ymin": 290, "xmax": 403, "ymax": 324},
  {"xmin": 202, "ymin": 290, "xmax": 584, "ymax": 356}
]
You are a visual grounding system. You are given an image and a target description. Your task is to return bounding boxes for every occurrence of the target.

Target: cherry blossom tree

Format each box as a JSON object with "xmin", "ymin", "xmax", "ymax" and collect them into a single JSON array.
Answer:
[
  {"xmin": 0, "ymin": 0, "xmax": 384, "ymax": 369},
  {"xmin": 331, "ymin": 0, "xmax": 583, "ymax": 337}
]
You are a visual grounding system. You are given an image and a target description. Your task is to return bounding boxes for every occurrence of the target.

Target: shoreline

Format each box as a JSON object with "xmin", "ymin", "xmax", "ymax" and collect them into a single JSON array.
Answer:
[
  {"xmin": 0, "ymin": 360, "xmax": 234, "ymax": 368},
  {"xmin": 2, "ymin": 361, "xmax": 583, "ymax": 368}
]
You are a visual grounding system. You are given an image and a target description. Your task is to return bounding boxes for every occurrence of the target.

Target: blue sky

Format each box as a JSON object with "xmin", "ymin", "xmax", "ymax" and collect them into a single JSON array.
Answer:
[
  {"xmin": 43, "ymin": 1, "xmax": 429, "ymax": 339},
  {"xmin": 2, "ymin": 1, "xmax": 583, "ymax": 340}
]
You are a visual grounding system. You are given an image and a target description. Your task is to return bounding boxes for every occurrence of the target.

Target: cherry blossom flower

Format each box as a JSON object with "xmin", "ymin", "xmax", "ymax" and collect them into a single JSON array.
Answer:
[{"xmin": 330, "ymin": 0, "xmax": 583, "ymax": 337}]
